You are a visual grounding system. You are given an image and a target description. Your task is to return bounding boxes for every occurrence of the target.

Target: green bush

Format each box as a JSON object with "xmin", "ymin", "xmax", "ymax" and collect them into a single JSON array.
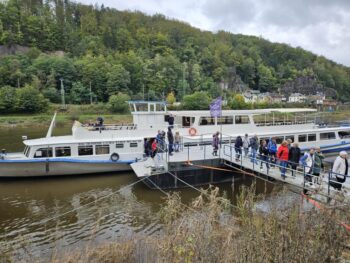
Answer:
[
  {"xmin": 107, "ymin": 93, "xmax": 131, "ymax": 113},
  {"xmin": 182, "ymin": 91, "xmax": 211, "ymax": 110},
  {"xmin": 16, "ymin": 85, "xmax": 49, "ymax": 113},
  {"xmin": 0, "ymin": 86, "xmax": 16, "ymax": 113}
]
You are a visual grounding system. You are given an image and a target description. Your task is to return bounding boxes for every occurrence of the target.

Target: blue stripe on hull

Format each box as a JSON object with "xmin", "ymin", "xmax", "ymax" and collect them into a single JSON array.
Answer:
[{"xmin": 0, "ymin": 158, "xmax": 136, "ymax": 164}]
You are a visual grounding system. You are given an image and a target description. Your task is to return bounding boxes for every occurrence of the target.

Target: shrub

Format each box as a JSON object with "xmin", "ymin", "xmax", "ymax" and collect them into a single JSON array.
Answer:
[
  {"xmin": 0, "ymin": 86, "xmax": 16, "ymax": 113},
  {"xmin": 182, "ymin": 91, "xmax": 211, "ymax": 110},
  {"xmin": 15, "ymin": 85, "xmax": 49, "ymax": 113},
  {"xmin": 107, "ymin": 92, "xmax": 131, "ymax": 113}
]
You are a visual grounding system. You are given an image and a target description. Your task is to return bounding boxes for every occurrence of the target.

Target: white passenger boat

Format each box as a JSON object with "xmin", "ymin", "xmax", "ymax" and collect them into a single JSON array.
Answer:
[{"xmin": 1, "ymin": 101, "xmax": 350, "ymax": 177}]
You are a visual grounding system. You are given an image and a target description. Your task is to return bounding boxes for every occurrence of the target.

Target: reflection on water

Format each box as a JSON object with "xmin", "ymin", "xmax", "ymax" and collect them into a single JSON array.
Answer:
[{"xmin": 0, "ymin": 124, "xmax": 300, "ymax": 259}]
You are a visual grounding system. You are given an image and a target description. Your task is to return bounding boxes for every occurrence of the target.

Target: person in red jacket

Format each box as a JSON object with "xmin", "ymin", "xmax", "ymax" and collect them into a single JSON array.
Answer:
[
  {"xmin": 277, "ymin": 140, "xmax": 289, "ymax": 179},
  {"xmin": 151, "ymin": 139, "xmax": 157, "ymax": 159}
]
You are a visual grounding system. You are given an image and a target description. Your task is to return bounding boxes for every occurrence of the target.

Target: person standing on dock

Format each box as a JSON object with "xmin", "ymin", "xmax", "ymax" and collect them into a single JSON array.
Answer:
[
  {"xmin": 250, "ymin": 135, "xmax": 259, "ymax": 164},
  {"xmin": 168, "ymin": 114, "xmax": 174, "ymax": 128},
  {"xmin": 167, "ymin": 127, "xmax": 174, "ymax": 156},
  {"xmin": 330, "ymin": 151, "xmax": 348, "ymax": 191},
  {"xmin": 300, "ymin": 148, "xmax": 316, "ymax": 185},
  {"xmin": 277, "ymin": 141, "xmax": 289, "ymax": 179},
  {"xmin": 174, "ymin": 131, "xmax": 181, "ymax": 152},
  {"xmin": 234, "ymin": 135, "xmax": 243, "ymax": 161},
  {"xmin": 288, "ymin": 142, "xmax": 301, "ymax": 177},
  {"xmin": 243, "ymin": 134, "xmax": 250, "ymax": 157},
  {"xmin": 212, "ymin": 132, "xmax": 220, "ymax": 156},
  {"xmin": 259, "ymin": 140, "xmax": 269, "ymax": 171},
  {"xmin": 267, "ymin": 137, "xmax": 277, "ymax": 167},
  {"xmin": 151, "ymin": 139, "xmax": 157, "ymax": 159}
]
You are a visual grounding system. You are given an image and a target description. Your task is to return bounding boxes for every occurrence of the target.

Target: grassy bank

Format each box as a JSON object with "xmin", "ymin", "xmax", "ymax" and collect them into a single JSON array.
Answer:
[{"xmin": 11, "ymin": 185, "xmax": 350, "ymax": 263}]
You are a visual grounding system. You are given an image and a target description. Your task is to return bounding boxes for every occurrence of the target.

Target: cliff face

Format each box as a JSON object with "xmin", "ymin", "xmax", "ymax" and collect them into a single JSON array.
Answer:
[{"xmin": 280, "ymin": 76, "xmax": 337, "ymax": 98}]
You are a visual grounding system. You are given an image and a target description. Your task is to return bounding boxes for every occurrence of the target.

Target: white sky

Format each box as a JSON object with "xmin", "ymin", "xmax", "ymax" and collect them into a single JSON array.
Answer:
[{"xmin": 79, "ymin": 0, "xmax": 350, "ymax": 67}]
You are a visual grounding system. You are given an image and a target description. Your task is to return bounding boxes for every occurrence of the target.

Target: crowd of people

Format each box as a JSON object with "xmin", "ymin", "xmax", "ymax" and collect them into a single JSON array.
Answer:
[
  {"xmin": 213, "ymin": 132, "xmax": 348, "ymax": 191},
  {"xmin": 144, "ymin": 115, "xmax": 181, "ymax": 159}
]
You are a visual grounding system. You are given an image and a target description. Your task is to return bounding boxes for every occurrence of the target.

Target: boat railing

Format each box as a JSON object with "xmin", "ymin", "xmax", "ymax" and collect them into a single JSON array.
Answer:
[
  {"xmin": 254, "ymin": 119, "xmax": 315, "ymax": 127},
  {"xmin": 83, "ymin": 123, "xmax": 138, "ymax": 131}
]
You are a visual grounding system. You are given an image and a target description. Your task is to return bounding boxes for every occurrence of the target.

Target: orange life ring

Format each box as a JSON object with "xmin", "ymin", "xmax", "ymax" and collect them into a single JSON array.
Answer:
[{"xmin": 188, "ymin": 128, "xmax": 197, "ymax": 136}]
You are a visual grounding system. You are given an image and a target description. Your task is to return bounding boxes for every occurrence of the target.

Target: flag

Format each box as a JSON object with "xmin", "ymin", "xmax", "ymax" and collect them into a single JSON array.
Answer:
[{"xmin": 210, "ymin": 97, "xmax": 222, "ymax": 117}]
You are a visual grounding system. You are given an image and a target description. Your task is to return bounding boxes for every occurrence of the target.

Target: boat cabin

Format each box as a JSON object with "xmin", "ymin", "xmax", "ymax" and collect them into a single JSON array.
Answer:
[{"xmin": 22, "ymin": 136, "xmax": 144, "ymax": 160}]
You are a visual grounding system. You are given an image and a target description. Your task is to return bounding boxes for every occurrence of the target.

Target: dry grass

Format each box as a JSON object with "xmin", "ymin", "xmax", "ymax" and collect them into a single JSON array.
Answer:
[{"xmin": 4, "ymin": 185, "xmax": 350, "ymax": 263}]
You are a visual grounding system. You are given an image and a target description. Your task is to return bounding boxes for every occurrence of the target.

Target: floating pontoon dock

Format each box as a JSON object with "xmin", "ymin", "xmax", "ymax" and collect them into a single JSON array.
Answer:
[{"xmin": 131, "ymin": 140, "xmax": 350, "ymax": 205}]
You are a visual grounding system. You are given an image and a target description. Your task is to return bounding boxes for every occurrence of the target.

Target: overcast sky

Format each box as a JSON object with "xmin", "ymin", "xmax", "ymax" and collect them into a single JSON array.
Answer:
[{"xmin": 79, "ymin": 0, "xmax": 350, "ymax": 67}]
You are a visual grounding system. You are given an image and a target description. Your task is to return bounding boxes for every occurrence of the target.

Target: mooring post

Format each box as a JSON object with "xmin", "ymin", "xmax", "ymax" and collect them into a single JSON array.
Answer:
[{"xmin": 327, "ymin": 171, "xmax": 331, "ymax": 203}]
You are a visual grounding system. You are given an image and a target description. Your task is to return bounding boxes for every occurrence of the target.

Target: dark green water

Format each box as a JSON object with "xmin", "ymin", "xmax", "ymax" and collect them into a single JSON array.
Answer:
[{"xmin": 0, "ymin": 123, "xmax": 288, "ymax": 260}]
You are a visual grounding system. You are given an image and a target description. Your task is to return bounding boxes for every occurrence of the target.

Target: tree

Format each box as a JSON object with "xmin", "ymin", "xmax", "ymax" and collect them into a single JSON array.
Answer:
[
  {"xmin": 108, "ymin": 92, "xmax": 131, "ymax": 113},
  {"xmin": 0, "ymin": 86, "xmax": 16, "ymax": 113},
  {"xmin": 166, "ymin": 92, "xmax": 176, "ymax": 104},
  {"xmin": 229, "ymin": 94, "xmax": 247, "ymax": 109},
  {"xmin": 15, "ymin": 85, "xmax": 48, "ymax": 113},
  {"xmin": 182, "ymin": 92, "xmax": 211, "ymax": 110},
  {"xmin": 69, "ymin": 82, "xmax": 93, "ymax": 104},
  {"xmin": 106, "ymin": 64, "xmax": 130, "ymax": 95}
]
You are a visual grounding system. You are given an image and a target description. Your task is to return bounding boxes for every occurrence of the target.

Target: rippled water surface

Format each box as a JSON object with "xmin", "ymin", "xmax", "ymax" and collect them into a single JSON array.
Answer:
[{"xmin": 0, "ymin": 123, "xmax": 296, "ymax": 260}]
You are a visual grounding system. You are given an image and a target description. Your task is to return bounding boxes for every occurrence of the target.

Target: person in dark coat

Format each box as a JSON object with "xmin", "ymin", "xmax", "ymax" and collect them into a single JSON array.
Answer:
[
  {"xmin": 167, "ymin": 127, "xmax": 174, "ymax": 155},
  {"xmin": 168, "ymin": 114, "xmax": 174, "ymax": 128},
  {"xmin": 259, "ymin": 140, "xmax": 269, "ymax": 171},
  {"xmin": 234, "ymin": 136, "xmax": 243, "ymax": 161},
  {"xmin": 212, "ymin": 132, "xmax": 220, "ymax": 156},
  {"xmin": 288, "ymin": 142, "xmax": 301, "ymax": 177},
  {"xmin": 250, "ymin": 135, "xmax": 259, "ymax": 164}
]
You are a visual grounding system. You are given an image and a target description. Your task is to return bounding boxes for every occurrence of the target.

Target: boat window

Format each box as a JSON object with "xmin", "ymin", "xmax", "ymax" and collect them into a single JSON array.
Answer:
[
  {"xmin": 182, "ymin": 116, "xmax": 195, "ymax": 127},
  {"xmin": 235, "ymin": 115, "xmax": 249, "ymax": 124},
  {"xmin": 285, "ymin": 135, "xmax": 294, "ymax": 143},
  {"xmin": 78, "ymin": 145, "xmax": 93, "ymax": 156},
  {"xmin": 24, "ymin": 146, "xmax": 31, "ymax": 157},
  {"xmin": 199, "ymin": 117, "xmax": 215, "ymax": 126},
  {"xmin": 217, "ymin": 116, "xmax": 233, "ymax": 125},
  {"xmin": 339, "ymin": 131, "xmax": 350, "ymax": 139},
  {"xmin": 308, "ymin": 134, "xmax": 316, "ymax": 142},
  {"xmin": 116, "ymin": 143, "xmax": 124, "ymax": 148},
  {"xmin": 55, "ymin": 147, "xmax": 71, "ymax": 157},
  {"xmin": 130, "ymin": 142, "xmax": 138, "ymax": 148},
  {"xmin": 320, "ymin": 132, "xmax": 336, "ymax": 140},
  {"xmin": 298, "ymin": 134, "xmax": 307, "ymax": 142},
  {"xmin": 34, "ymin": 147, "xmax": 53, "ymax": 158},
  {"xmin": 275, "ymin": 136, "xmax": 284, "ymax": 144},
  {"xmin": 96, "ymin": 145, "xmax": 110, "ymax": 155}
]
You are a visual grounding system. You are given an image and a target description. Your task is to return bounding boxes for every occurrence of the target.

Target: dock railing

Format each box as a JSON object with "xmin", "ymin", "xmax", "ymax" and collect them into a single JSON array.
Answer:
[{"xmin": 223, "ymin": 144, "xmax": 349, "ymax": 199}]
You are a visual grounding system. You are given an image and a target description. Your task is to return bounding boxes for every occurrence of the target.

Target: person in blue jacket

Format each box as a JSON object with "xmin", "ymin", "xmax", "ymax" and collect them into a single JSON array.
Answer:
[{"xmin": 267, "ymin": 137, "xmax": 277, "ymax": 167}]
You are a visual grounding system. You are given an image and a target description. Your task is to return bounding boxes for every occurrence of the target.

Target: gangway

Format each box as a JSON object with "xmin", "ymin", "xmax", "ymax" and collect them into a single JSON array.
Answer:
[{"xmin": 130, "ymin": 137, "xmax": 350, "ymax": 205}]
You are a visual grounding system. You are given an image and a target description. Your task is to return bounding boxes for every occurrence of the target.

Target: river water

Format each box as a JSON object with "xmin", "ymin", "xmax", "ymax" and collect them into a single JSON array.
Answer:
[{"xmin": 0, "ymin": 122, "xmax": 292, "ymax": 260}]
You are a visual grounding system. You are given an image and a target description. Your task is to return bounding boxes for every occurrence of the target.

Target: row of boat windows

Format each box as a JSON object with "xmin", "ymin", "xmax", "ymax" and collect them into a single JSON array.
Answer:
[
  {"xmin": 262, "ymin": 132, "xmax": 338, "ymax": 144},
  {"xmin": 31, "ymin": 142, "xmax": 139, "ymax": 158},
  {"xmin": 199, "ymin": 116, "xmax": 249, "ymax": 126}
]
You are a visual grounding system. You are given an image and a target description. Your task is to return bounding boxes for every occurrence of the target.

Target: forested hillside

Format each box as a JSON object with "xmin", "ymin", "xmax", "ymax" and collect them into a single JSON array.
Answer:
[{"xmin": 0, "ymin": 0, "xmax": 349, "ymax": 113}]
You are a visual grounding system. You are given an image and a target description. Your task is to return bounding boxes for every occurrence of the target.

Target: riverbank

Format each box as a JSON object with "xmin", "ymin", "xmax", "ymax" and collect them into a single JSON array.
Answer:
[{"xmin": 9, "ymin": 185, "xmax": 350, "ymax": 263}]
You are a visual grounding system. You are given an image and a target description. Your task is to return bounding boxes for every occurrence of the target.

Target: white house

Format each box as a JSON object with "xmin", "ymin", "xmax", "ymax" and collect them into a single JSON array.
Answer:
[
  {"xmin": 288, "ymin": 93, "xmax": 306, "ymax": 103},
  {"xmin": 243, "ymin": 90, "xmax": 260, "ymax": 103}
]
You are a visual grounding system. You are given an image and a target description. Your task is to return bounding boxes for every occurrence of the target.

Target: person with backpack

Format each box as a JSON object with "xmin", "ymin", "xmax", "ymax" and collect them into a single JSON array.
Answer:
[
  {"xmin": 267, "ymin": 137, "xmax": 277, "ymax": 167},
  {"xmin": 277, "ymin": 140, "xmax": 289, "ymax": 179},
  {"xmin": 234, "ymin": 135, "xmax": 243, "ymax": 161}
]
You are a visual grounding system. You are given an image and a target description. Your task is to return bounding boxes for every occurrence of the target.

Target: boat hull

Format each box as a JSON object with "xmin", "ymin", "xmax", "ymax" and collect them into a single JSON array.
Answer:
[{"xmin": 0, "ymin": 159, "xmax": 133, "ymax": 177}]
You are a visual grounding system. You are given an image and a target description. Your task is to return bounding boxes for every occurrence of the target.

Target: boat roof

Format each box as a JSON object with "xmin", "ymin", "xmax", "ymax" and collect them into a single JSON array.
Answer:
[
  {"xmin": 168, "ymin": 108, "xmax": 317, "ymax": 116},
  {"xmin": 24, "ymin": 135, "xmax": 144, "ymax": 147}
]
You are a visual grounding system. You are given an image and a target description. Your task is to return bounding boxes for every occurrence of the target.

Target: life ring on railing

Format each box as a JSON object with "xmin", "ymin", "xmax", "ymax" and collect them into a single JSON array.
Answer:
[
  {"xmin": 188, "ymin": 127, "xmax": 197, "ymax": 136},
  {"xmin": 110, "ymin": 153, "xmax": 120, "ymax": 162}
]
